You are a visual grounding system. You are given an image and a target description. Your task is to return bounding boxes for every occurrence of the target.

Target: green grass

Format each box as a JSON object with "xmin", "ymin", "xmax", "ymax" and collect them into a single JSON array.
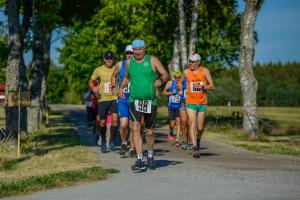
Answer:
[
  {"xmin": 0, "ymin": 107, "xmax": 118, "ymax": 197},
  {"xmin": 0, "ymin": 167, "xmax": 118, "ymax": 198},
  {"xmin": 158, "ymin": 105, "xmax": 300, "ymax": 157}
]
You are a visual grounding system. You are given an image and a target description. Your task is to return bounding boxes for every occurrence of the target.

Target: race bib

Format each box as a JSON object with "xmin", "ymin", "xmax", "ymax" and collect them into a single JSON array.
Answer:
[
  {"xmin": 134, "ymin": 100, "xmax": 152, "ymax": 113},
  {"xmin": 170, "ymin": 95, "xmax": 180, "ymax": 103},
  {"xmin": 104, "ymin": 83, "xmax": 111, "ymax": 94},
  {"xmin": 190, "ymin": 81, "xmax": 204, "ymax": 92}
]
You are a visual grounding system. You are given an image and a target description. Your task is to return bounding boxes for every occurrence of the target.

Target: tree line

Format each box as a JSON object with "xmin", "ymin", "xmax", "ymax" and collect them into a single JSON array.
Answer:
[{"xmin": 46, "ymin": 61, "xmax": 300, "ymax": 107}]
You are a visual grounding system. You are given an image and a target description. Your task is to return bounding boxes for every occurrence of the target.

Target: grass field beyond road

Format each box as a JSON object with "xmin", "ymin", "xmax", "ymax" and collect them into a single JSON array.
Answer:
[{"xmin": 158, "ymin": 106, "xmax": 300, "ymax": 156}]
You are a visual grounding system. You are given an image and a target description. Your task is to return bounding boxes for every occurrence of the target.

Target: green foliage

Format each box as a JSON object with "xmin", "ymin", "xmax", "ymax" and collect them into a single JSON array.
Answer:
[
  {"xmin": 33, "ymin": 0, "xmax": 62, "ymax": 29},
  {"xmin": 60, "ymin": 0, "xmax": 178, "ymax": 103},
  {"xmin": 46, "ymin": 65, "xmax": 67, "ymax": 103},
  {"xmin": 0, "ymin": 36, "xmax": 8, "ymax": 83},
  {"xmin": 194, "ymin": 0, "xmax": 241, "ymax": 67},
  {"xmin": 59, "ymin": 0, "xmax": 241, "ymax": 103},
  {"xmin": 209, "ymin": 62, "xmax": 300, "ymax": 106}
]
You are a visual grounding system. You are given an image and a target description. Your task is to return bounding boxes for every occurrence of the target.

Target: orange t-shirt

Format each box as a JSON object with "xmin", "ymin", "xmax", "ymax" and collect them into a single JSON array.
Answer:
[{"xmin": 186, "ymin": 67, "xmax": 207, "ymax": 104}]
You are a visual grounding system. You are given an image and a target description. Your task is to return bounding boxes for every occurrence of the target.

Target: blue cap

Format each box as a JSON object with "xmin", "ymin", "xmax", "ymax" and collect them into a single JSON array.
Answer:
[{"xmin": 132, "ymin": 39, "xmax": 146, "ymax": 49}]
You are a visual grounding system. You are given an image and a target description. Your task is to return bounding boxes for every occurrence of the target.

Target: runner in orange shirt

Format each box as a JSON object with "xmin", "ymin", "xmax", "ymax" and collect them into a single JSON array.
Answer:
[{"xmin": 179, "ymin": 53, "xmax": 215, "ymax": 158}]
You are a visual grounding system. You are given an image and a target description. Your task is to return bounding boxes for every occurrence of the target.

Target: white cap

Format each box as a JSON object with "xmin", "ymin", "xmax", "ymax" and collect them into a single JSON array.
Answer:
[
  {"xmin": 125, "ymin": 45, "xmax": 133, "ymax": 52},
  {"xmin": 189, "ymin": 54, "xmax": 201, "ymax": 61}
]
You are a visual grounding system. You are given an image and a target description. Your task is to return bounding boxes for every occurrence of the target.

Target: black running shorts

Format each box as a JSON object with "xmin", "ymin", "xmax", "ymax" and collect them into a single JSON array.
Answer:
[
  {"xmin": 168, "ymin": 108, "xmax": 180, "ymax": 121},
  {"xmin": 98, "ymin": 100, "xmax": 118, "ymax": 120},
  {"xmin": 129, "ymin": 102, "xmax": 157, "ymax": 129}
]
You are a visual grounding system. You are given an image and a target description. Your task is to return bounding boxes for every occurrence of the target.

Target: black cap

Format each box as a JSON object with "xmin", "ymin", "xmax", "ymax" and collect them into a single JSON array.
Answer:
[{"xmin": 104, "ymin": 51, "xmax": 114, "ymax": 59}]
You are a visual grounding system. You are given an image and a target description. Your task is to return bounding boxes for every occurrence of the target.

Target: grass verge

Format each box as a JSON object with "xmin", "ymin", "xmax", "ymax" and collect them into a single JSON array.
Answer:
[
  {"xmin": 0, "ymin": 107, "xmax": 118, "ymax": 197},
  {"xmin": 0, "ymin": 167, "xmax": 118, "ymax": 198}
]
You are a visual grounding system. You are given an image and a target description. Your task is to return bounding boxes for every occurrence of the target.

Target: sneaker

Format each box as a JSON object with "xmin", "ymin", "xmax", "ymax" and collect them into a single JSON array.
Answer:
[
  {"xmin": 187, "ymin": 144, "xmax": 193, "ymax": 150},
  {"xmin": 192, "ymin": 147, "xmax": 200, "ymax": 158},
  {"xmin": 110, "ymin": 142, "xmax": 115, "ymax": 151},
  {"xmin": 100, "ymin": 145, "xmax": 108, "ymax": 153},
  {"xmin": 147, "ymin": 156, "xmax": 156, "ymax": 170},
  {"xmin": 119, "ymin": 144, "xmax": 128, "ymax": 156},
  {"xmin": 131, "ymin": 159, "xmax": 146, "ymax": 171},
  {"xmin": 129, "ymin": 148, "xmax": 137, "ymax": 158},
  {"xmin": 181, "ymin": 142, "xmax": 188, "ymax": 150},
  {"xmin": 175, "ymin": 140, "xmax": 181, "ymax": 147},
  {"xmin": 168, "ymin": 133, "xmax": 174, "ymax": 141},
  {"xmin": 106, "ymin": 143, "xmax": 111, "ymax": 152}
]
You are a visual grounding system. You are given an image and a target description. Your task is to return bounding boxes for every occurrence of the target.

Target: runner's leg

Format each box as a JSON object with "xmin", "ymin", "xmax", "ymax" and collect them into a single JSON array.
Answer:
[{"xmin": 187, "ymin": 108, "xmax": 197, "ymax": 147}]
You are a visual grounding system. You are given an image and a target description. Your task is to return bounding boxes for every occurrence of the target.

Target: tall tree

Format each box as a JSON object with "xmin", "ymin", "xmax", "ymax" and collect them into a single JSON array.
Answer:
[
  {"xmin": 5, "ymin": 0, "xmax": 26, "ymax": 137},
  {"xmin": 27, "ymin": 0, "xmax": 61, "ymax": 132},
  {"xmin": 188, "ymin": 0, "xmax": 198, "ymax": 57},
  {"xmin": 178, "ymin": 0, "xmax": 188, "ymax": 71},
  {"xmin": 239, "ymin": 0, "xmax": 264, "ymax": 137}
]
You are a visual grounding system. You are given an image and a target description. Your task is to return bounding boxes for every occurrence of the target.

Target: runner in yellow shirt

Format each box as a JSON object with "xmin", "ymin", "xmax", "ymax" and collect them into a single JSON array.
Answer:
[{"xmin": 89, "ymin": 51, "xmax": 119, "ymax": 153}]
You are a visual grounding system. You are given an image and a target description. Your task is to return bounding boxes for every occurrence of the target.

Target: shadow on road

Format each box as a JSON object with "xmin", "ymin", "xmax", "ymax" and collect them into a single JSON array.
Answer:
[{"xmin": 155, "ymin": 159, "xmax": 183, "ymax": 169}]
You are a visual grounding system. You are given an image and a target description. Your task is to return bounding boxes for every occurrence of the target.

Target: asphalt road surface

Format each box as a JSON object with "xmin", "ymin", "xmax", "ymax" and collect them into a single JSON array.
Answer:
[{"xmin": 4, "ymin": 104, "xmax": 300, "ymax": 200}]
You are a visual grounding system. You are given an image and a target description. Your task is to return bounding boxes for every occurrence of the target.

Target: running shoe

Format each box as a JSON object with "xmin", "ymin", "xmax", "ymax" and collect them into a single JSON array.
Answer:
[
  {"xmin": 131, "ymin": 159, "xmax": 146, "ymax": 171},
  {"xmin": 100, "ymin": 145, "xmax": 107, "ymax": 153},
  {"xmin": 110, "ymin": 142, "xmax": 115, "ymax": 151},
  {"xmin": 129, "ymin": 148, "xmax": 137, "ymax": 158},
  {"xmin": 187, "ymin": 144, "xmax": 194, "ymax": 150},
  {"xmin": 106, "ymin": 143, "xmax": 111, "ymax": 152},
  {"xmin": 175, "ymin": 140, "xmax": 181, "ymax": 147},
  {"xmin": 181, "ymin": 142, "xmax": 188, "ymax": 150},
  {"xmin": 192, "ymin": 147, "xmax": 200, "ymax": 158},
  {"xmin": 168, "ymin": 133, "xmax": 174, "ymax": 141},
  {"xmin": 119, "ymin": 144, "xmax": 128, "ymax": 156},
  {"xmin": 147, "ymin": 156, "xmax": 156, "ymax": 170}
]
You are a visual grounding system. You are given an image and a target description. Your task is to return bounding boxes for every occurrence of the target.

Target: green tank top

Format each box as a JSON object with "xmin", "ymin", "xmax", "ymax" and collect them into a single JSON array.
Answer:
[{"xmin": 129, "ymin": 54, "xmax": 157, "ymax": 105}]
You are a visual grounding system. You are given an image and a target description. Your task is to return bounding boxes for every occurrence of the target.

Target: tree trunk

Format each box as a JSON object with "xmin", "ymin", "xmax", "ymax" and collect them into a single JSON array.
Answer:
[
  {"xmin": 239, "ymin": 0, "xmax": 264, "ymax": 137},
  {"xmin": 27, "ymin": 1, "xmax": 44, "ymax": 133},
  {"xmin": 168, "ymin": 27, "xmax": 180, "ymax": 74},
  {"xmin": 5, "ymin": 0, "xmax": 26, "ymax": 138},
  {"xmin": 188, "ymin": 0, "xmax": 199, "ymax": 57},
  {"xmin": 40, "ymin": 28, "xmax": 51, "ymax": 123},
  {"xmin": 178, "ymin": 0, "xmax": 188, "ymax": 71}
]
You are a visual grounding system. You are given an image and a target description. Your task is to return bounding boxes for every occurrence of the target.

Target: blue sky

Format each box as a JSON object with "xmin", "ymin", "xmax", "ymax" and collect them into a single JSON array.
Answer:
[
  {"xmin": 238, "ymin": 0, "xmax": 300, "ymax": 63},
  {"xmin": 1, "ymin": 0, "xmax": 300, "ymax": 65}
]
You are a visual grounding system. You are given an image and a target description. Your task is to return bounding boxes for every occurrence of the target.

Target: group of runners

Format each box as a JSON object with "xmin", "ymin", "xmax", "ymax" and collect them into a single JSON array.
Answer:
[{"xmin": 87, "ymin": 38, "xmax": 215, "ymax": 172}]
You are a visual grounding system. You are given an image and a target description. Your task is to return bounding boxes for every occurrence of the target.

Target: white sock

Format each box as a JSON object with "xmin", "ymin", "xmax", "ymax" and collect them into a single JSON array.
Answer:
[{"xmin": 137, "ymin": 154, "xmax": 143, "ymax": 160}]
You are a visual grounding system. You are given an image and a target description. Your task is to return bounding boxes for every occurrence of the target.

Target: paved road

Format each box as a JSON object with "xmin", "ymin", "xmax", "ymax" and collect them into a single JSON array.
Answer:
[{"xmin": 4, "ymin": 105, "xmax": 300, "ymax": 200}]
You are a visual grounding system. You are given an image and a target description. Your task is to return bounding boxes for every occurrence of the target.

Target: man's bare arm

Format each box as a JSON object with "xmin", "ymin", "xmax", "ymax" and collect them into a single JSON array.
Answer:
[
  {"xmin": 152, "ymin": 56, "xmax": 169, "ymax": 87},
  {"xmin": 204, "ymin": 68, "xmax": 215, "ymax": 91}
]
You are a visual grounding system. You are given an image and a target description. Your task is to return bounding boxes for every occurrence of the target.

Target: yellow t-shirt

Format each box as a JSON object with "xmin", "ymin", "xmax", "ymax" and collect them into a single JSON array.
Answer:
[{"xmin": 90, "ymin": 65, "xmax": 117, "ymax": 102}]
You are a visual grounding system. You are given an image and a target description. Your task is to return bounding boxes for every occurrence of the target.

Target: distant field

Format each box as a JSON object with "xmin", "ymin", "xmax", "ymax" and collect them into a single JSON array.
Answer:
[{"xmin": 206, "ymin": 106, "xmax": 300, "ymax": 133}]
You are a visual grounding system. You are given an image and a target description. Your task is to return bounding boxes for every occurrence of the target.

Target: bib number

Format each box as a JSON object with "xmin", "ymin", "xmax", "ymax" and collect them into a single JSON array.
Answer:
[
  {"xmin": 170, "ymin": 95, "xmax": 180, "ymax": 103},
  {"xmin": 134, "ymin": 100, "xmax": 152, "ymax": 113},
  {"xmin": 104, "ymin": 83, "xmax": 111, "ymax": 94},
  {"xmin": 190, "ymin": 81, "xmax": 204, "ymax": 92}
]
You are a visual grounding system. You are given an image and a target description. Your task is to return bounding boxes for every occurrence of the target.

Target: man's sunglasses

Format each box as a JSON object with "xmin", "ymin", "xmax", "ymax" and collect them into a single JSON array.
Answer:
[{"xmin": 126, "ymin": 51, "xmax": 134, "ymax": 55}]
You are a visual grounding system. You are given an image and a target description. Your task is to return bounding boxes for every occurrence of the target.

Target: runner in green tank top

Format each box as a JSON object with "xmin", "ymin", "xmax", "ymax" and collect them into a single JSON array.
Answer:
[
  {"xmin": 129, "ymin": 54, "xmax": 158, "ymax": 105},
  {"xmin": 119, "ymin": 38, "xmax": 169, "ymax": 172}
]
